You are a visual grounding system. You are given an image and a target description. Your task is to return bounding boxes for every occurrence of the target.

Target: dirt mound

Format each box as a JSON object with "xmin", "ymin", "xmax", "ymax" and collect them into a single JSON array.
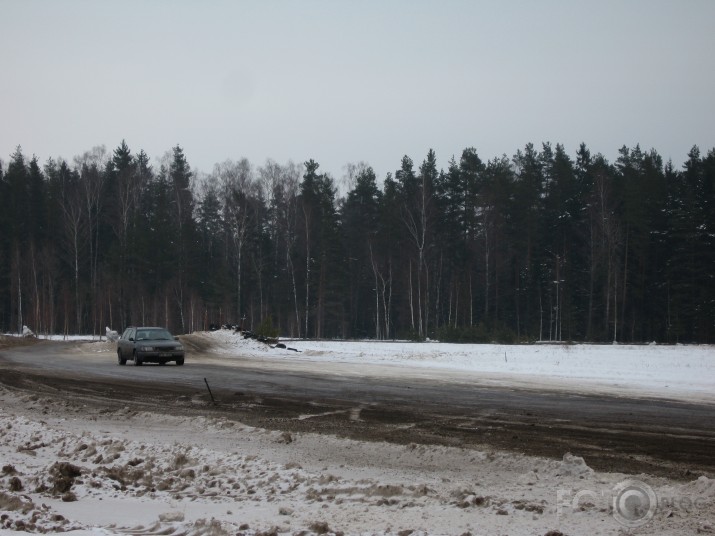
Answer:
[
  {"xmin": 179, "ymin": 333, "xmax": 217, "ymax": 353},
  {"xmin": 0, "ymin": 335, "xmax": 40, "ymax": 350}
]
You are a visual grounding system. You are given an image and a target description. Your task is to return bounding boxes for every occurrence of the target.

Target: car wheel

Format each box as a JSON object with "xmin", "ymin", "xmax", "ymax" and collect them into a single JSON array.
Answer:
[
  {"xmin": 117, "ymin": 350, "xmax": 126, "ymax": 366},
  {"xmin": 133, "ymin": 352, "xmax": 142, "ymax": 366},
  {"xmin": 176, "ymin": 358, "xmax": 184, "ymax": 366}
]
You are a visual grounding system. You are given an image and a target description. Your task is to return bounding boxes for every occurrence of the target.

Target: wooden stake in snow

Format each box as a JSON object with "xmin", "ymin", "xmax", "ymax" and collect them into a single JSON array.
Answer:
[{"xmin": 204, "ymin": 378, "xmax": 217, "ymax": 405}]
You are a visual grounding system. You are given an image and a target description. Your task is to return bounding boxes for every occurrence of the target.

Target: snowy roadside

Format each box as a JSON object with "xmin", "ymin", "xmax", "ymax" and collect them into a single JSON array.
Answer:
[
  {"xmin": 188, "ymin": 331, "xmax": 715, "ymax": 403},
  {"xmin": 9, "ymin": 328, "xmax": 715, "ymax": 404},
  {"xmin": 1, "ymin": 385, "xmax": 714, "ymax": 536},
  {"xmin": 2, "ymin": 332, "xmax": 714, "ymax": 534}
]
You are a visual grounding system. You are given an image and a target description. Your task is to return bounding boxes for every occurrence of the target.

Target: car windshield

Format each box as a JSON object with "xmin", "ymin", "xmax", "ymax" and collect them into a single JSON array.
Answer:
[{"xmin": 135, "ymin": 329, "xmax": 173, "ymax": 341}]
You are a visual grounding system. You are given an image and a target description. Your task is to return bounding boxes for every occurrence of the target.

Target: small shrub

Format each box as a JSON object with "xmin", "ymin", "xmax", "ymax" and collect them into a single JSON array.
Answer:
[
  {"xmin": 254, "ymin": 316, "xmax": 280, "ymax": 340},
  {"xmin": 397, "ymin": 329, "xmax": 425, "ymax": 342}
]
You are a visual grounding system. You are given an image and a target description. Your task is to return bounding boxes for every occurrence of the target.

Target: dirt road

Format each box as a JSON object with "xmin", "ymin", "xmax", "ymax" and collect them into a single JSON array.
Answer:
[{"xmin": 1, "ymin": 338, "xmax": 713, "ymax": 480}]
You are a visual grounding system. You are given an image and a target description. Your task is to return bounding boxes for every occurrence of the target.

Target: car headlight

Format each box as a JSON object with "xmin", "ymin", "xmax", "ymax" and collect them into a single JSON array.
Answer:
[
  {"xmin": 175, "ymin": 345, "xmax": 184, "ymax": 351},
  {"xmin": 139, "ymin": 346, "xmax": 154, "ymax": 351}
]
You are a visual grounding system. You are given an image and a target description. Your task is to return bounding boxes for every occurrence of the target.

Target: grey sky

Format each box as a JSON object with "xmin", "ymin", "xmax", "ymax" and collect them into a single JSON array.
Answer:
[{"xmin": 2, "ymin": 0, "xmax": 714, "ymax": 181}]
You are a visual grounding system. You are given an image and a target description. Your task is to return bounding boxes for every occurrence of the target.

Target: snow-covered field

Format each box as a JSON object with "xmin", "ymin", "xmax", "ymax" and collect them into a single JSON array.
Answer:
[{"xmin": 1, "ymin": 333, "xmax": 714, "ymax": 535}]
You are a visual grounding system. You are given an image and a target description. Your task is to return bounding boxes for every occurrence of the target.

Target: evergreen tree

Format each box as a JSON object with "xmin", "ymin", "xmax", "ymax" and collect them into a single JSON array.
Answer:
[
  {"xmin": 196, "ymin": 176, "xmax": 227, "ymax": 313},
  {"xmin": 299, "ymin": 160, "xmax": 341, "ymax": 337},
  {"xmin": 1, "ymin": 148, "xmax": 32, "ymax": 332},
  {"xmin": 168, "ymin": 145, "xmax": 196, "ymax": 333},
  {"xmin": 341, "ymin": 166, "xmax": 382, "ymax": 337},
  {"xmin": 666, "ymin": 146, "xmax": 713, "ymax": 342},
  {"xmin": 511, "ymin": 144, "xmax": 545, "ymax": 339},
  {"xmin": 0, "ymin": 160, "xmax": 6, "ymax": 328},
  {"xmin": 0, "ymin": 139, "xmax": 712, "ymax": 342}
]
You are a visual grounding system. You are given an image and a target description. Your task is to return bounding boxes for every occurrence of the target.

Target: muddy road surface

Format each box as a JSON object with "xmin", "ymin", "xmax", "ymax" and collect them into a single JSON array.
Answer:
[{"xmin": 1, "ymin": 339, "xmax": 713, "ymax": 480}]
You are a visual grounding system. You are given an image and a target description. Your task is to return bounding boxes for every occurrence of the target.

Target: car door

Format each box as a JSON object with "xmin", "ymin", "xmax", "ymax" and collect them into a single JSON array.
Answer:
[{"xmin": 119, "ymin": 328, "xmax": 135, "ymax": 358}]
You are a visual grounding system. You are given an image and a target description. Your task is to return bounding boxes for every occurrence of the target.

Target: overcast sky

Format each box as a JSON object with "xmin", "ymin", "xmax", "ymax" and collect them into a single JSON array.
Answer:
[{"xmin": 2, "ymin": 1, "xmax": 714, "ymax": 181}]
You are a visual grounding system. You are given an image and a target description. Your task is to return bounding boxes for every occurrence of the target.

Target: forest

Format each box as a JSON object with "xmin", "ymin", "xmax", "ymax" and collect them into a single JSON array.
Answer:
[{"xmin": 0, "ymin": 140, "xmax": 713, "ymax": 343}]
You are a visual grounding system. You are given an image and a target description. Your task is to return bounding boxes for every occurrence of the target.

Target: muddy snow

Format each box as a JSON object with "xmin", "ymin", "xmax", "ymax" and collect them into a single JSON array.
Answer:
[{"xmin": 1, "ymin": 333, "xmax": 714, "ymax": 534}]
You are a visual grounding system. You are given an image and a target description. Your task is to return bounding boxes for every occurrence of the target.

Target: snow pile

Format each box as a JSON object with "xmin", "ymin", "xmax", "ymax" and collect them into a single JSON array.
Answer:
[
  {"xmin": 681, "ymin": 476, "xmax": 715, "ymax": 498},
  {"xmin": 191, "ymin": 331, "xmax": 715, "ymax": 401},
  {"xmin": 556, "ymin": 453, "xmax": 594, "ymax": 477},
  {"xmin": 105, "ymin": 327, "xmax": 119, "ymax": 342}
]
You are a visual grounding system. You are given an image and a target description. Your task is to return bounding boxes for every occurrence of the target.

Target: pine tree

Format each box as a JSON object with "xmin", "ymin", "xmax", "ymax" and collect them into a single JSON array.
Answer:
[
  {"xmin": 341, "ymin": 166, "xmax": 382, "ymax": 338},
  {"xmin": 299, "ymin": 160, "xmax": 341, "ymax": 337}
]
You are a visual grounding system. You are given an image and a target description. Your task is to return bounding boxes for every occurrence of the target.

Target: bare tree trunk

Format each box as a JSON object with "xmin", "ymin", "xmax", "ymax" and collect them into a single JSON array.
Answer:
[
  {"xmin": 369, "ymin": 242, "xmax": 381, "ymax": 340},
  {"xmin": 587, "ymin": 217, "xmax": 595, "ymax": 339},
  {"xmin": 304, "ymin": 206, "xmax": 311, "ymax": 339},
  {"xmin": 605, "ymin": 248, "xmax": 612, "ymax": 341},
  {"xmin": 17, "ymin": 250, "xmax": 23, "ymax": 334},
  {"xmin": 408, "ymin": 260, "xmax": 415, "ymax": 332},
  {"xmin": 31, "ymin": 244, "xmax": 40, "ymax": 333},
  {"xmin": 383, "ymin": 260, "xmax": 392, "ymax": 339},
  {"xmin": 175, "ymin": 285, "xmax": 185, "ymax": 334},
  {"xmin": 621, "ymin": 227, "xmax": 629, "ymax": 341},
  {"xmin": 484, "ymin": 218, "xmax": 490, "ymax": 318},
  {"xmin": 454, "ymin": 281, "xmax": 459, "ymax": 328},
  {"xmin": 417, "ymin": 251, "xmax": 423, "ymax": 337},
  {"xmin": 288, "ymin": 253, "xmax": 301, "ymax": 338},
  {"xmin": 549, "ymin": 278, "xmax": 554, "ymax": 341},
  {"xmin": 515, "ymin": 266, "xmax": 520, "ymax": 339},
  {"xmin": 448, "ymin": 286, "xmax": 453, "ymax": 328},
  {"xmin": 316, "ymin": 256, "xmax": 325, "ymax": 339},
  {"xmin": 253, "ymin": 256, "xmax": 264, "ymax": 321},
  {"xmin": 469, "ymin": 273, "xmax": 473, "ymax": 326},
  {"xmin": 434, "ymin": 255, "xmax": 442, "ymax": 334},
  {"xmin": 236, "ymin": 238, "xmax": 243, "ymax": 320},
  {"xmin": 47, "ymin": 262, "xmax": 55, "ymax": 335},
  {"xmin": 109, "ymin": 290, "xmax": 114, "ymax": 332},
  {"xmin": 539, "ymin": 288, "xmax": 543, "ymax": 342},
  {"xmin": 402, "ymin": 174, "xmax": 430, "ymax": 337},
  {"xmin": 73, "ymin": 226, "xmax": 80, "ymax": 333},
  {"xmin": 424, "ymin": 264, "xmax": 429, "ymax": 337},
  {"xmin": 613, "ymin": 263, "xmax": 618, "ymax": 343},
  {"xmin": 373, "ymin": 257, "xmax": 393, "ymax": 340}
]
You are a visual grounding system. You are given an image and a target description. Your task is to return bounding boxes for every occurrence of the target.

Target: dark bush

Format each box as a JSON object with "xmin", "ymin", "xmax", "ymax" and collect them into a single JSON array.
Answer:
[{"xmin": 255, "ymin": 316, "xmax": 279, "ymax": 340}]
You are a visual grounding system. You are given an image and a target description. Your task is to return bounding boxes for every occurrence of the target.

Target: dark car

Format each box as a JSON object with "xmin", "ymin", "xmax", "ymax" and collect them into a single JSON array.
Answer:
[{"xmin": 117, "ymin": 326, "xmax": 185, "ymax": 366}]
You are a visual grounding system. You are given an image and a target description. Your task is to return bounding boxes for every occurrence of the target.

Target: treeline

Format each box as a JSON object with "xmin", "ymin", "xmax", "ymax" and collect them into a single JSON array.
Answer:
[{"xmin": 1, "ymin": 141, "xmax": 713, "ymax": 343}]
